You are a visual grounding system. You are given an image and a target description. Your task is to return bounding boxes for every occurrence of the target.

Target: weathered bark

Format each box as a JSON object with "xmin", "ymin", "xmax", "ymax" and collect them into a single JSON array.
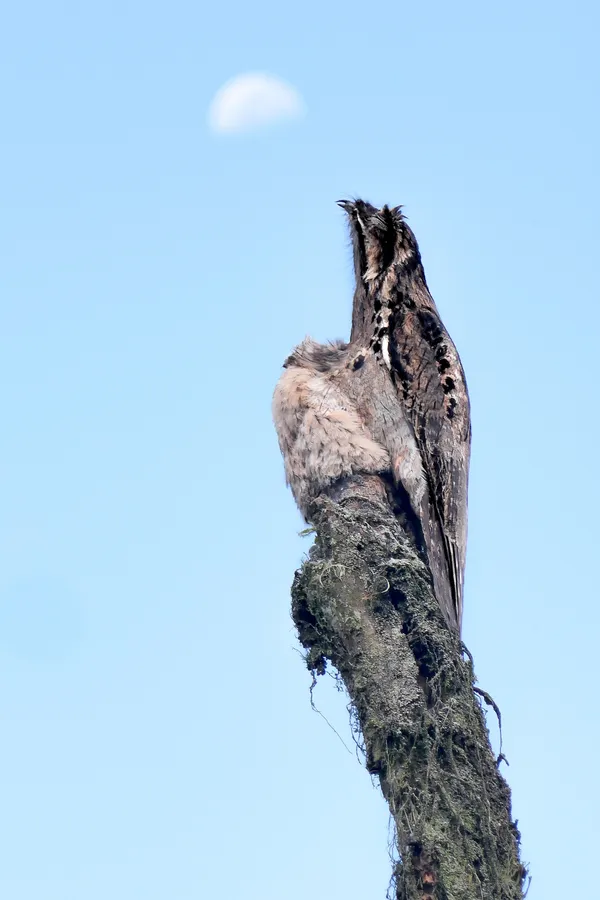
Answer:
[{"xmin": 291, "ymin": 475, "xmax": 527, "ymax": 900}]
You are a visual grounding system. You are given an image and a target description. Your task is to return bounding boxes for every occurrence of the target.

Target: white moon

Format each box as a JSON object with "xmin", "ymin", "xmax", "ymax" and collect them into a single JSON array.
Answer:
[{"xmin": 208, "ymin": 72, "xmax": 305, "ymax": 135}]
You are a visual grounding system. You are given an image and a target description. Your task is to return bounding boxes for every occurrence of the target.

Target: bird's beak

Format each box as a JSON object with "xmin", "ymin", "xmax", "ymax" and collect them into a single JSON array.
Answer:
[{"xmin": 337, "ymin": 200, "xmax": 354, "ymax": 213}]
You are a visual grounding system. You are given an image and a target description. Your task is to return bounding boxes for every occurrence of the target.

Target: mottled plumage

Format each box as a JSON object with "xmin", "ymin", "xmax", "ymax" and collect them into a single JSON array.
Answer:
[
  {"xmin": 339, "ymin": 199, "xmax": 471, "ymax": 631},
  {"xmin": 273, "ymin": 201, "xmax": 471, "ymax": 633}
]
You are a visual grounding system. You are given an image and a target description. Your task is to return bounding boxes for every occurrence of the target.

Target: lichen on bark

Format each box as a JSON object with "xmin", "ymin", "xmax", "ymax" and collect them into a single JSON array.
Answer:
[{"xmin": 291, "ymin": 476, "xmax": 527, "ymax": 900}]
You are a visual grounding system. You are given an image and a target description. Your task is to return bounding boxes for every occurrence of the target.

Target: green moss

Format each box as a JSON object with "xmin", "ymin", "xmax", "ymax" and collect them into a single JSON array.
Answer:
[{"xmin": 291, "ymin": 493, "xmax": 527, "ymax": 900}]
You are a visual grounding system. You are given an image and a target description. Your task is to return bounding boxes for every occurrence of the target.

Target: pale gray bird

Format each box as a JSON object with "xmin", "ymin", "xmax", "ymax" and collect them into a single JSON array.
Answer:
[
  {"xmin": 272, "ymin": 337, "xmax": 391, "ymax": 519},
  {"xmin": 273, "ymin": 200, "xmax": 471, "ymax": 633}
]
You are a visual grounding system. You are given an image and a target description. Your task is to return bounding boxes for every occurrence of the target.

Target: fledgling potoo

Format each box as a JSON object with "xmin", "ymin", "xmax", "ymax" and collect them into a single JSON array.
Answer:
[
  {"xmin": 272, "ymin": 338, "xmax": 391, "ymax": 518},
  {"xmin": 272, "ymin": 200, "xmax": 471, "ymax": 633}
]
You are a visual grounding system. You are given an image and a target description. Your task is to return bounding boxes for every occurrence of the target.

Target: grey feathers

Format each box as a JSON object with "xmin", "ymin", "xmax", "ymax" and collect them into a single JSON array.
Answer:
[
  {"xmin": 272, "ymin": 338, "xmax": 390, "ymax": 518},
  {"xmin": 273, "ymin": 203, "xmax": 471, "ymax": 634},
  {"xmin": 283, "ymin": 338, "xmax": 349, "ymax": 373}
]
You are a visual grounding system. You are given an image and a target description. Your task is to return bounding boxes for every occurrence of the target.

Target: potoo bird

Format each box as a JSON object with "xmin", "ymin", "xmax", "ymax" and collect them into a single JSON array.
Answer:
[
  {"xmin": 272, "ymin": 200, "xmax": 470, "ymax": 633},
  {"xmin": 272, "ymin": 337, "xmax": 391, "ymax": 518}
]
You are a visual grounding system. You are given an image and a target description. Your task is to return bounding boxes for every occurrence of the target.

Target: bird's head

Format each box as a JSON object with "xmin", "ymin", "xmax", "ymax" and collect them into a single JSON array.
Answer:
[
  {"xmin": 283, "ymin": 338, "xmax": 349, "ymax": 372},
  {"xmin": 337, "ymin": 199, "xmax": 421, "ymax": 284}
]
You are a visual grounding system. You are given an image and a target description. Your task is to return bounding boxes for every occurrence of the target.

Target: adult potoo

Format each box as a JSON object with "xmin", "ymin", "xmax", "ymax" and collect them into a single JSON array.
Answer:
[{"xmin": 339, "ymin": 200, "xmax": 471, "ymax": 632}]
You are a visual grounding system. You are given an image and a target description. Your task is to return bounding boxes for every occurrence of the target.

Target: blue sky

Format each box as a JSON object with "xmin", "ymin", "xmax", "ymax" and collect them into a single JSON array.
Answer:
[{"xmin": 1, "ymin": 1, "xmax": 599, "ymax": 897}]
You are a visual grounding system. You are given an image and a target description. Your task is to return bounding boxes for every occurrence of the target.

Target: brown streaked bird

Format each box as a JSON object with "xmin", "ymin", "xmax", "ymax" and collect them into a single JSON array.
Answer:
[
  {"xmin": 338, "ymin": 199, "xmax": 471, "ymax": 632},
  {"xmin": 272, "ymin": 200, "xmax": 471, "ymax": 633}
]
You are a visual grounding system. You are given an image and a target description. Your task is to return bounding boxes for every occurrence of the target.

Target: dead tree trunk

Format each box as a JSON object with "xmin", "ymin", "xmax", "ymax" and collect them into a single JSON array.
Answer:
[{"xmin": 291, "ymin": 474, "xmax": 527, "ymax": 900}]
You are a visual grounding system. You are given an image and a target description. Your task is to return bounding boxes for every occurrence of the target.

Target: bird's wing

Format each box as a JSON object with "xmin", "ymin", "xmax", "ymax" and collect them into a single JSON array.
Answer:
[
  {"xmin": 417, "ymin": 413, "xmax": 470, "ymax": 630},
  {"xmin": 391, "ymin": 304, "xmax": 471, "ymax": 631}
]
